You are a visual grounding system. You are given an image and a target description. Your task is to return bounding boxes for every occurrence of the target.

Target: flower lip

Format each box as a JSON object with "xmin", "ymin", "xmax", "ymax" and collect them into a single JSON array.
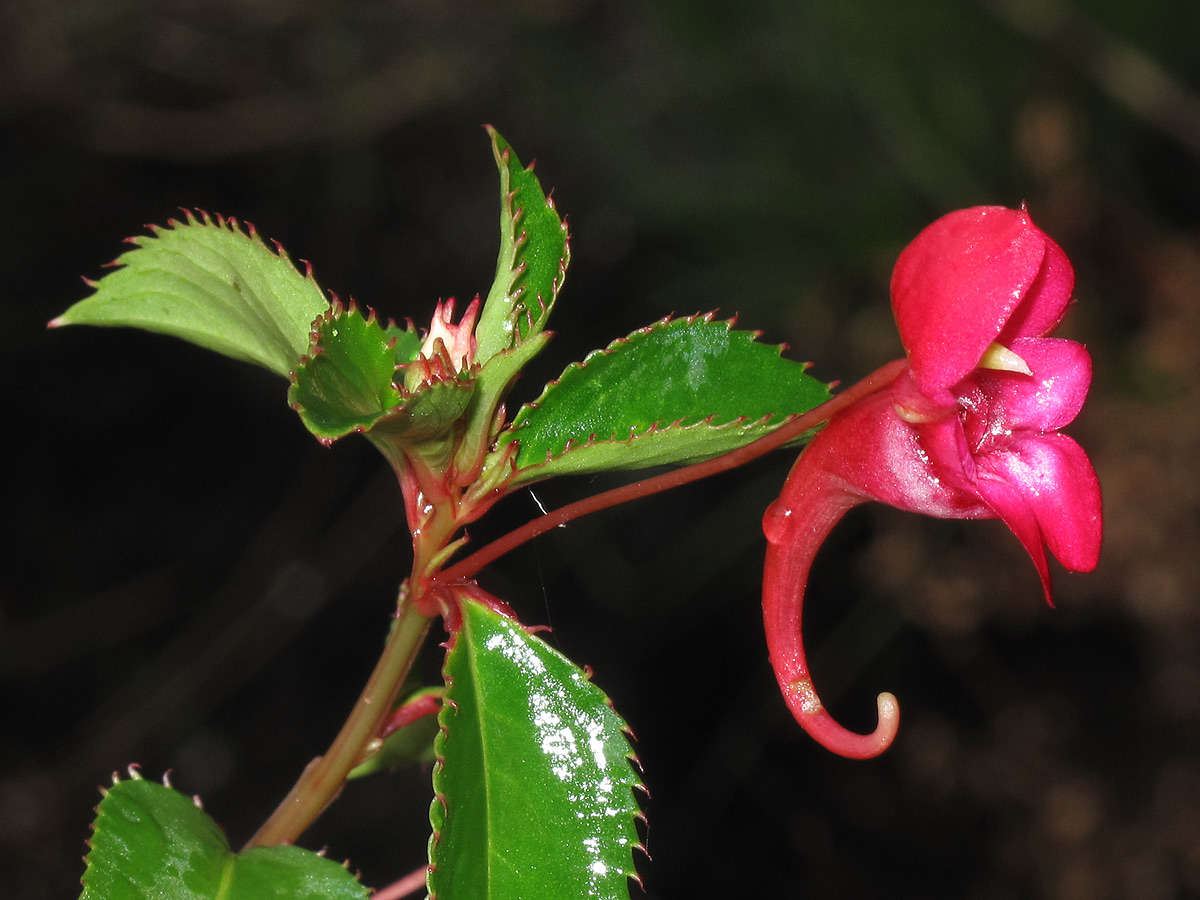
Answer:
[{"xmin": 890, "ymin": 206, "xmax": 1075, "ymax": 399}]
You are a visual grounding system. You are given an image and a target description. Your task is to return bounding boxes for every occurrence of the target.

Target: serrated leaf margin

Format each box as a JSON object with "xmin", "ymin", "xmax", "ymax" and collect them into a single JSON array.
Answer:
[
  {"xmin": 499, "ymin": 311, "xmax": 829, "ymax": 481},
  {"xmin": 428, "ymin": 598, "xmax": 647, "ymax": 899},
  {"xmin": 474, "ymin": 127, "xmax": 571, "ymax": 362},
  {"xmin": 55, "ymin": 208, "xmax": 331, "ymax": 378},
  {"xmin": 288, "ymin": 299, "xmax": 475, "ymax": 447}
]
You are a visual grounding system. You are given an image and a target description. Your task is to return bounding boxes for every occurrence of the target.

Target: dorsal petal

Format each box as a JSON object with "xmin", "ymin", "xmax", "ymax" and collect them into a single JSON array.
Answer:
[
  {"xmin": 891, "ymin": 207, "xmax": 1048, "ymax": 397},
  {"xmin": 998, "ymin": 229, "xmax": 1074, "ymax": 342}
]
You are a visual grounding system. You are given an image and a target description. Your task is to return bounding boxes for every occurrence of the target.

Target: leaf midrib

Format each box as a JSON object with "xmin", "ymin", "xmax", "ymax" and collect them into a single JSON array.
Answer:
[
  {"xmin": 464, "ymin": 613, "xmax": 496, "ymax": 897},
  {"xmin": 213, "ymin": 855, "xmax": 237, "ymax": 900}
]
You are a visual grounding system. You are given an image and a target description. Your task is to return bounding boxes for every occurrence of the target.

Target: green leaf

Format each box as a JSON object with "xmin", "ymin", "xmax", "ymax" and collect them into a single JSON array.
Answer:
[
  {"xmin": 451, "ymin": 331, "xmax": 552, "ymax": 478},
  {"xmin": 53, "ymin": 211, "xmax": 330, "ymax": 378},
  {"xmin": 474, "ymin": 127, "xmax": 570, "ymax": 363},
  {"xmin": 348, "ymin": 687, "xmax": 443, "ymax": 779},
  {"xmin": 430, "ymin": 598, "xmax": 644, "ymax": 900},
  {"xmin": 81, "ymin": 770, "xmax": 368, "ymax": 900},
  {"xmin": 289, "ymin": 302, "xmax": 472, "ymax": 446},
  {"xmin": 498, "ymin": 313, "xmax": 831, "ymax": 482}
]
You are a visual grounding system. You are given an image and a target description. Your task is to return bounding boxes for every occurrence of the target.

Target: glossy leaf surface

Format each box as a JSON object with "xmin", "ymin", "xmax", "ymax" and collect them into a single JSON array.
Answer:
[
  {"xmin": 500, "ymin": 313, "xmax": 831, "ymax": 482},
  {"xmin": 81, "ymin": 773, "xmax": 367, "ymax": 900},
  {"xmin": 429, "ymin": 598, "xmax": 642, "ymax": 899},
  {"xmin": 289, "ymin": 303, "xmax": 471, "ymax": 446},
  {"xmin": 474, "ymin": 127, "xmax": 570, "ymax": 362},
  {"xmin": 53, "ymin": 211, "xmax": 329, "ymax": 378}
]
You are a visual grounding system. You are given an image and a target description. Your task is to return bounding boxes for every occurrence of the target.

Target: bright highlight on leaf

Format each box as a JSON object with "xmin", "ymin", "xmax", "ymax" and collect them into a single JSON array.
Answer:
[
  {"xmin": 53, "ymin": 210, "xmax": 330, "ymax": 378},
  {"xmin": 429, "ymin": 597, "xmax": 644, "ymax": 900},
  {"xmin": 81, "ymin": 772, "xmax": 367, "ymax": 900},
  {"xmin": 499, "ymin": 313, "xmax": 832, "ymax": 482}
]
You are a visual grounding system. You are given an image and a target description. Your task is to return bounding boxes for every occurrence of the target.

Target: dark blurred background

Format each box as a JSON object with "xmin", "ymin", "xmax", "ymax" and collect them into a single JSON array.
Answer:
[{"xmin": 4, "ymin": 1, "xmax": 1199, "ymax": 897}]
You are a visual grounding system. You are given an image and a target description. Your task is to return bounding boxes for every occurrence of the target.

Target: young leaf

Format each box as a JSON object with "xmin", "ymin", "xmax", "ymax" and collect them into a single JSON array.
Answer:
[
  {"xmin": 81, "ymin": 770, "xmax": 368, "ymax": 900},
  {"xmin": 289, "ymin": 302, "xmax": 472, "ymax": 446},
  {"xmin": 498, "ymin": 313, "xmax": 831, "ymax": 483},
  {"xmin": 473, "ymin": 127, "xmax": 570, "ymax": 363},
  {"xmin": 348, "ymin": 687, "xmax": 443, "ymax": 779},
  {"xmin": 53, "ymin": 211, "xmax": 330, "ymax": 378},
  {"xmin": 429, "ymin": 598, "xmax": 643, "ymax": 900},
  {"xmin": 451, "ymin": 331, "xmax": 552, "ymax": 478}
]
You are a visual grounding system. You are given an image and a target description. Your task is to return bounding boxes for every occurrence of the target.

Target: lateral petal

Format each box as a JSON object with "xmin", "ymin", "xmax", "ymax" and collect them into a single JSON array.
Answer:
[
  {"xmin": 977, "ymin": 432, "xmax": 1102, "ymax": 576},
  {"xmin": 972, "ymin": 338, "xmax": 1093, "ymax": 439},
  {"xmin": 973, "ymin": 470, "xmax": 1055, "ymax": 605}
]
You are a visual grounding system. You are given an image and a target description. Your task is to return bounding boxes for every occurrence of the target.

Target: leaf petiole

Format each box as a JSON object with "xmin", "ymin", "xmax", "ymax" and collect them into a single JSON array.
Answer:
[{"xmin": 436, "ymin": 358, "xmax": 908, "ymax": 584}]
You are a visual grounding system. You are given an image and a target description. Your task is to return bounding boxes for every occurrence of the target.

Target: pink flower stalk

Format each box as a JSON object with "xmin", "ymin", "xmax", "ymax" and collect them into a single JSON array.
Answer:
[{"xmin": 762, "ymin": 206, "xmax": 1102, "ymax": 759}]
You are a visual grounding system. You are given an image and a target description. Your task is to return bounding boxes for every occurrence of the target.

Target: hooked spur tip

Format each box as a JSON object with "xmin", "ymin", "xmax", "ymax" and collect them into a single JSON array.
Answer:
[
  {"xmin": 874, "ymin": 692, "xmax": 901, "ymax": 744},
  {"xmin": 785, "ymin": 679, "xmax": 900, "ymax": 760}
]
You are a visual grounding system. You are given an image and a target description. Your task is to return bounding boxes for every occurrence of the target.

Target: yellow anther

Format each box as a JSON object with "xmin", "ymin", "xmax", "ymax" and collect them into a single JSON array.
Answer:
[{"xmin": 978, "ymin": 341, "xmax": 1032, "ymax": 375}]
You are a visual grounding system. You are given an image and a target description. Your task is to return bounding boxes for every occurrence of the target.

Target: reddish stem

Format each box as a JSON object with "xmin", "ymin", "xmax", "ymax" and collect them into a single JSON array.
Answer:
[
  {"xmin": 437, "ymin": 358, "xmax": 908, "ymax": 584},
  {"xmin": 243, "ymin": 599, "xmax": 432, "ymax": 849},
  {"xmin": 371, "ymin": 864, "xmax": 429, "ymax": 900}
]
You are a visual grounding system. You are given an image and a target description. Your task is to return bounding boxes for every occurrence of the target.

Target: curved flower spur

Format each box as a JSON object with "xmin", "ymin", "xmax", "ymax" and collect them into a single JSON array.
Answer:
[{"xmin": 762, "ymin": 206, "xmax": 1103, "ymax": 759}]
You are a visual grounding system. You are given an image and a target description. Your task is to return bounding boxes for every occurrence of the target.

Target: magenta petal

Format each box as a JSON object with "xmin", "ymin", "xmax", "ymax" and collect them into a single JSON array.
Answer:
[
  {"xmin": 997, "ymin": 230, "xmax": 1074, "ymax": 342},
  {"xmin": 977, "ymin": 433, "xmax": 1102, "ymax": 575},
  {"xmin": 974, "ymin": 338, "xmax": 1093, "ymax": 435},
  {"xmin": 817, "ymin": 386, "xmax": 987, "ymax": 519},
  {"xmin": 919, "ymin": 413, "xmax": 978, "ymax": 492},
  {"xmin": 891, "ymin": 207, "xmax": 1048, "ymax": 397},
  {"xmin": 973, "ymin": 470, "xmax": 1055, "ymax": 605}
]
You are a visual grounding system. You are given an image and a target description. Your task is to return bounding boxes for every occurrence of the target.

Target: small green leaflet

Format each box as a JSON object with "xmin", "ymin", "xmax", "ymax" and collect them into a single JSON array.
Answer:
[
  {"xmin": 289, "ymin": 302, "xmax": 473, "ymax": 446},
  {"xmin": 429, "ymin": 597, "xmax": 644, "ymax": 900},
  {"xmin": 53, "ymin": 211, "xmax": 329, "ymax": 378},
  {"xmin": 348, "ymin": 687, "xmax": 443, "ymax": 779},
  {"xmin": 81, "ymin": 771, "xmax": 367, "ymax": 900},
  {"xmin": 473, "ymin": 127, "xmax": 570, "ymax": 363},
  {"xmin": 497, "ymin": 313, "xmax": 831, "ymax": 483}
]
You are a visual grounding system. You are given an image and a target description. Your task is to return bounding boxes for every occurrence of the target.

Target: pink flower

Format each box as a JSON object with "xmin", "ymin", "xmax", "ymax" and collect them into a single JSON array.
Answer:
[
  {"xmin": 420, "ymin": 296, "xmax": 480, "ymax": 372},
  {"xmin": 402, "ymin": 296, "xmax": 481, "ymax": 392},
  {"xmin": 762, "ymin": 206, "xmax": 1102, "ymax": 759}
]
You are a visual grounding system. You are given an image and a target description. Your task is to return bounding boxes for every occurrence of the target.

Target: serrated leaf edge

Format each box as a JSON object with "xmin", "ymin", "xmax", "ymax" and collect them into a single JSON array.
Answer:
[
  {"xmin": 84, "ymin": 765, "xmax": 208, "ymax": 892},
  {"xmin": 85, "ymin": 208, "xmax": 322, "ymax": 287},
  {"xmin": 488, "ymin": 129, "xmax": 571, "ymax": 350},
  {"xmin": 288, "ymin": 298, "xmax": 476, "ymax": 446},
  {"xmin": 86, "ymin": 766, "xmax": 366, "ymax": 894},
  {"xmin": 427, "ymin": 608, "xmax": 649, "ymax": 898},
  {"xmin": 503, "ymin": 311, "xmax": 822, "ymax": 472},
  {"xmin": 54, "ymin": 208, "xmax": 333, "ymax": 378}
]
